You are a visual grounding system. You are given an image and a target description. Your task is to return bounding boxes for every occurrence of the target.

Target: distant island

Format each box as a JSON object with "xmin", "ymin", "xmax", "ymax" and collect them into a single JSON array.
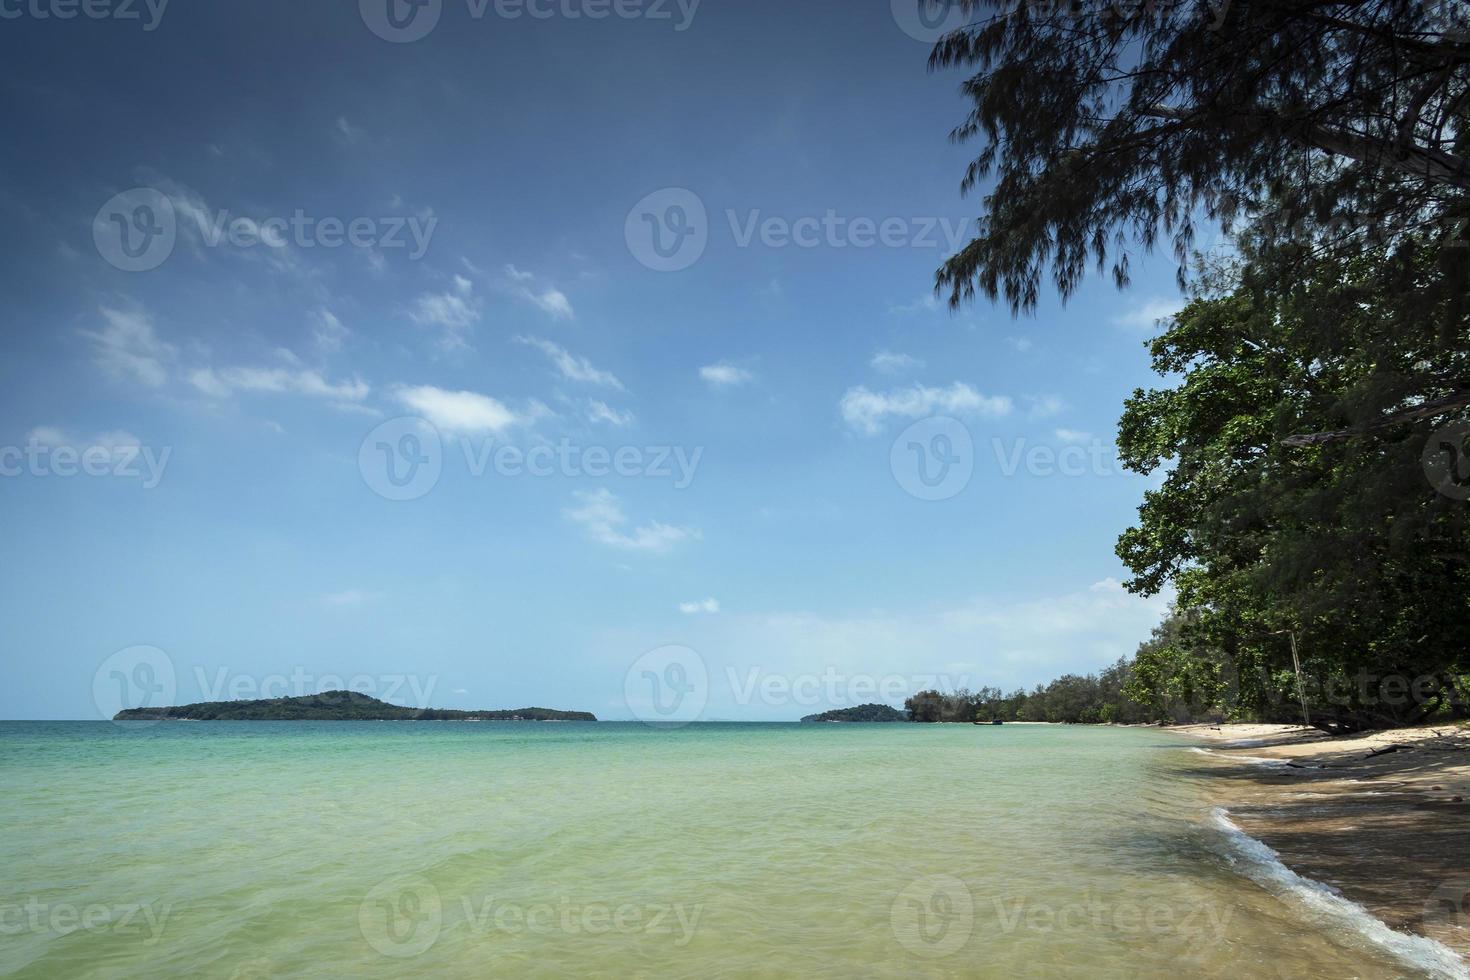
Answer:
[
  {"xmin": 113, "ymin": 690, "xmax": 597, "ymax": 722},
  {"xmin": 800, "ymin": 704, "xmax": 907, "ymax": 723}
]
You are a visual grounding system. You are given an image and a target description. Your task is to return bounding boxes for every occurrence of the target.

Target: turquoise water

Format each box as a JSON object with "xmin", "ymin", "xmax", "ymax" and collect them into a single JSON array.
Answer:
[{"xmin": 0, "ymin": 722, "xmax": 1457, "ymax": 978}]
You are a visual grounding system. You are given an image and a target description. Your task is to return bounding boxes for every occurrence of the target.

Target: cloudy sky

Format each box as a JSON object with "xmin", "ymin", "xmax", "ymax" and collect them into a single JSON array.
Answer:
[{"xmin": 0, "ymin": 0, "xmax": 1180, "ymax": 719}]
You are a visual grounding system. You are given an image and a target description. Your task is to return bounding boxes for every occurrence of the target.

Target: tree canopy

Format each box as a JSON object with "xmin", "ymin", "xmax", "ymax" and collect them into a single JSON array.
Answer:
[
  {"xmin": 928, "ymin": 0, "xmax": 1470, "ymax": 312},
  {"xmin": 1115, "ymin": 230, "xmax": 1470, "ymax": 730}
]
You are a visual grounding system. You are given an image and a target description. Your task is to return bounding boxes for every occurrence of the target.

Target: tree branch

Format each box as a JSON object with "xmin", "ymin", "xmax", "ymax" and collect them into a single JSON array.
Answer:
[{"xmin": 1281, "ymin": 385, "xmax": 1470, "ymax": 447}]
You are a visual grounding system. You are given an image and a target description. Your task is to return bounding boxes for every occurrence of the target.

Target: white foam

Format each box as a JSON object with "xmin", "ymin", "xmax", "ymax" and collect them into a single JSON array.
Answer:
[
  {"xmin": 1209, "ymin": 806, "xmax": 1470, "ymax": 979},
  {"xmin": 1190, "ymin": 747, "xmax": 1293, "ymax": 767}
]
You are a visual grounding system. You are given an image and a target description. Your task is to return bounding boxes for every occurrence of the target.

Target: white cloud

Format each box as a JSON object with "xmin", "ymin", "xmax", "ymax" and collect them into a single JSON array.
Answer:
[
  {"xmin": 839, "ymin": 382, "xmax": 1012, "ymax": 435},
  {"xmin": 410, "ymin": 276, "xmax": 479, "ymax": 350},
  {"xmin": 564, "ymin": 488, "xmax": 696, "ymax": 552},
  {"xmin": 699, "ymin": 363, "xmax": 753, "ymax": 388},
  {"xmin": 888, "ymin": 294, "xmax": 941, "ymax": 316},
  {"xmin": 1005, "ymin": 336, "xmax": 1034, "ymax": 353},
  {"xmin": 26, "ymin": 426, "xmax": 140, "ymax": 452},
  {"xmin": 679, "ymin": 597, "xmax": 721, "ymax": 614},
  {"xmin": 1054, "ymin": 428, "xmax": 1094, "ymax": 444},
  {"xmin": 80, "ymin": 307, "xmax": 174, "ymax": 387},
  {"xmin": 319, "ymin": 589, "xmax": 378, "ymax": 606},
  {"xmin": 515, "ymin": 336, "xmax": 624, "ymax": 389},
  {"xmin": 334, "ymin": 116, "xmax": 365, "ymax": 144},
  {"xmin": 1110, "ymin": 297, "xmax": 1183, "ymax": 331},
  {"xmin": 503, "ymin": 264, "xmax": 574, "ymax": 320},
  {"xmin": 870, "ymin": 350, "xmax": 922, "ymax": 374},
  {"xmin": 189, "ymin": 365, "xmax": 369, "ymax": 402},
  {"xmin": 588, "ymin": 400, "xmax": 634, "ymax": 427},
  {"xmin": 312, "ymin": 309, "xmax": 349, "ymax": 352},
  {"xmin": 1025, "ymin": 395, "xmax": 1066, "ymax": 420},
  {"xmin": 394, "ymin": 384, "xmax": 524, "ymax": 435}
]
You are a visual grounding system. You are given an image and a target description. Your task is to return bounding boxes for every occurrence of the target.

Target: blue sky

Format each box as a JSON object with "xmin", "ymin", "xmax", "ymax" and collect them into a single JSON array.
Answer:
[{"xmin": 0, "ymin": 0, "xmax": 1183, "ymax": 720}]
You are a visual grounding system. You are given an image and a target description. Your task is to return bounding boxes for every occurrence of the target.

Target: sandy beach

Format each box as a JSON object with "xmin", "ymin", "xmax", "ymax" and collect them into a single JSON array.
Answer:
[{"xmin": 1174, "ymin": 722, "xmax": 1470, "ymax": 959}]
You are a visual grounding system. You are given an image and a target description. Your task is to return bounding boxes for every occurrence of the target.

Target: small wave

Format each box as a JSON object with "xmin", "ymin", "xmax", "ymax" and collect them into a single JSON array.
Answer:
[
  {"xmin": 1209, "ymin": 807, "xmax": 1470, "ymax": 980},
  {"xmin": 1189, "ymin": 747, "xmax": 1292, "ymax": 767}
]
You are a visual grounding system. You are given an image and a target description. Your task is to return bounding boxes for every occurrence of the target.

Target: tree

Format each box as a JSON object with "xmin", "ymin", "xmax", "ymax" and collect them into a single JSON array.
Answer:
[
  {"xmin": 1115, "ymin": 230, "xmax": 1470, "ymax": 730},
  {"xmin": 925, "ymin": 0, "xmax": 1470, "ymax": 313}
]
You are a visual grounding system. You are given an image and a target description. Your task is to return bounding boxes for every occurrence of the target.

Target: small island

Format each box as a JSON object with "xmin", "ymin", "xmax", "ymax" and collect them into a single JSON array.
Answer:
[
  {"xmin": 113, "ymin": 690, "xmax": 597, "ymax": 722},
  {"xmin": 799, "ymin": 704, "xmax": 907, "ymax": 723}
]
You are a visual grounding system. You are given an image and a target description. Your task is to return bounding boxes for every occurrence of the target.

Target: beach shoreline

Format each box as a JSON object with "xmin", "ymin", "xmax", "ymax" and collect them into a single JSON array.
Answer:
[{"xmin": 1172, "ymin": 722, "xmax": 1470, "ymax": 964}]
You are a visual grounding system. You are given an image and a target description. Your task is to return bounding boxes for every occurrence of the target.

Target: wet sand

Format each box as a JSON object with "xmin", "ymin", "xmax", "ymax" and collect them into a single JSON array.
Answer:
[{"xmin": 1174, "ymin": 722, "xmax": 1470, "ymax": 959}]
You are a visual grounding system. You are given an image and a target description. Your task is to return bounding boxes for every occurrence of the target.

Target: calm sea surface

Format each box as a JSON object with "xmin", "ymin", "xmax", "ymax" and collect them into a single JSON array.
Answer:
[{"xmin": 0, "ymin": 722, "xmax": 1460, "ymax": 978}]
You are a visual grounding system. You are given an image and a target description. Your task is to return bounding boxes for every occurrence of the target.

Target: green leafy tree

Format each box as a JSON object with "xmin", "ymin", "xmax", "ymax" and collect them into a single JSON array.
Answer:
[{"xmin": 1115, "ymin": 231, "xmax": 1470, "ymax": 730}]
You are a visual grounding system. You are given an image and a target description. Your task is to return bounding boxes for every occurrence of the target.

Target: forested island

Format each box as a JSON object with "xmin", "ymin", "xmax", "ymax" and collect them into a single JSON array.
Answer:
[
  {"xmin": 113, "ymin": 690, "xmax": 597, "ymax": 721},
  {"xmin": 800, "ymin": 704, "xmax": 907, "ymax": 723}
]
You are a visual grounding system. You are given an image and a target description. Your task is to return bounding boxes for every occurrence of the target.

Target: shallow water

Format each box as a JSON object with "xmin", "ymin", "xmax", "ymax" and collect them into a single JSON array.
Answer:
[{"xmin": 0, "ymin": 722, "xmax": 1460, "ymax": 978}]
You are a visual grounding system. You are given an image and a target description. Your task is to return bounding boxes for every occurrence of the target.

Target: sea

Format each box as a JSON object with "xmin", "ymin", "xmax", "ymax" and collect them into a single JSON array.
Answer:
[{"xmin": 1, "ymin": 721, "xmax": 1465, "ymax": 978}]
